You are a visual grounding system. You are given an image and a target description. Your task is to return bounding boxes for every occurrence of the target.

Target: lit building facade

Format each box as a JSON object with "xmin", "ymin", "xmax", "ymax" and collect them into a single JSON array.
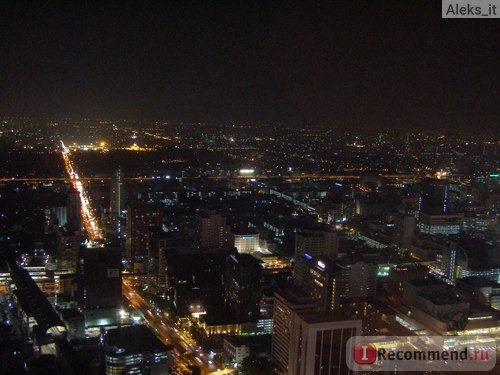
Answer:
[
  {"xmin": 199, "ymin": 211, "xmax": 227, "ymax": 249},
  {"xmin": 271, "ymin": 288, "xmax": 317, "ymax": 372},
  {"xmin": 288, "ymin": 311, "xmax": 361, "ymax": 375},
  {"xmin": 418, "ymin": 212, "xmax": 464, "ymax": 235},
  {"xmin": 294, "ymin": 228, "xmax": 338, "ymax": 286}
]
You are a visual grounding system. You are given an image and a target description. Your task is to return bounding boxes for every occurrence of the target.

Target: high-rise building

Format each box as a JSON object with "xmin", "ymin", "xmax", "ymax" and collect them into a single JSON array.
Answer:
[
  {"xmin": 199, "ymin": 211, "xmax": 227, "ymax": 249},
  {"xmin": 272, "ymin": 288, "xmax": 317, "ymax": 372},
  {"xmin": 294, "ymin": 228, "xmax": 339, "ymax": 286},
  {"xmin": 109, "ymin": 167, "xmax": 125, "ymax": 235},
  {"xmin": 302, "ymin": 256, "xmax": 377, "ymax": 311},
  {"xmin": 302, "ymin": 256, "xmax": 342, "ymax": 311},
  {"xmin": 225, "ymin": 252, "xmax": 262, "ymax": 322},
  {"xmin": 66, "ymin": 188, "xmax": 82, "ymax": 230},
  {"xmin": 56, "ymin": 227, "xmax": 81, "ymax": 272},
  {"xmin": 76, "ymin": 246, "xmax": 122, "ymax": 310},
  {"xmin": 146, "ymin": 228, "xmax": 192, "ymax": 294},
  {"xmin": 420, "ymin": 177, "xmax": 450, "ymax": 214},
  {"xmin": 125, "ymin": 203, "xmax": 162, "ymax": 260},
  {"xmin": 393, "ymin": 214, "xmax": 416, "ymax": 249},
  {"xmin": 288, "ymin": 311, "xmax": 361, "ymax": 375}
]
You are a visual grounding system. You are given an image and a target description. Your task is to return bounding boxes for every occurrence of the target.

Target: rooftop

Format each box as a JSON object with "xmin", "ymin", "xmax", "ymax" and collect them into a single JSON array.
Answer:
[
  {"xmin": 106, "ymin": 325, "xmax": 172, "ymax": 355},
  {"xmin": 297, "ymin": 310, "xmax": 362, "ymax": 325}
]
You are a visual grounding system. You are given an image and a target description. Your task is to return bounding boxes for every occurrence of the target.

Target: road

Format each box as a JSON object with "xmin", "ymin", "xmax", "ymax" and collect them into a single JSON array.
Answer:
[
  {"xmin": 60, "ymin": 141, "xmax": 103, "ymax": 240},
  {"xmin": 123, "ymin": 280, "xmax": 227, "ymax": 375}
]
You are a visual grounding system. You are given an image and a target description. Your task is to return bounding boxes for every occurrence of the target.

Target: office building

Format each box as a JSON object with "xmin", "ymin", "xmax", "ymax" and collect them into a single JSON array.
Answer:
[
  {"xmin": 126, "ymin": 203, "xmax": 162, "ymax": 260},
  {"xmin": 199, "ymin": 211, "xmax": 227, "ymax": 249},
  {"xmin": 77, "ymin": 246, "xmax": 122, "ymax": 311},
  {"xmin": 56, "ymin": 227, "xmax": 81, "ymax": 272},
  {"xmin": 392, "ymin": 214, "xmax": 416, "ymax": 249},
  {"xmin": 67, "ymin": 188, "xmax": 82, "ymax": 230},
  {"xmin": 294, "ymin": 228, "xmax": 339, "ymax": 286},
  {"xmin": 302, "ymin": 256, "xmax": 377, "ymax": 311},
  {"xmin": 225, "ymin": 252, "xmax": 262, "ymax": 322},
  {"xmin": 420, "ymin": 177, "xmax": 450, "ymax": 214},
  {"xmin": 272, "ymin": 288, "xmax": 317, "ymax": 371},
  {"xmin": 289, "ymin": 311, "xmax": 361, "ymax": 375}
]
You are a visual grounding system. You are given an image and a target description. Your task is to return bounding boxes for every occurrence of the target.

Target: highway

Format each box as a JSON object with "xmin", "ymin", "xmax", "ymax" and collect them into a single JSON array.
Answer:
[
  {"xmin": 123, "ymin": 280, "xmax": 228, "ymax": 375},
  {"xmin": 60, "ymin": 141, "xmax": 103, "ymax": 240}
]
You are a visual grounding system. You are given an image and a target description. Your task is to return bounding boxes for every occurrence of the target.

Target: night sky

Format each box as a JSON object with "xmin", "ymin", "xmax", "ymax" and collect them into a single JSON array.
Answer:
[{"xmin": 1, "ymin": 1, "xmax": 499, "ymax": 132}]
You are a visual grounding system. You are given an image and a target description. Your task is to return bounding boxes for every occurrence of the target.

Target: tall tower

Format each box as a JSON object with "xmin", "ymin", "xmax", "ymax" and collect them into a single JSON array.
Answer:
[
  {"xmin": 67, "ymin": 188, "xmax": 82, "ymax": 230},
  {"xmin": 272, "ymin": 288, "xmax": 317, "ymax": 372},
  {"xmin": 110, "ymin": 167, "xmax": 125, "ymax": 234},
  {"xmin": 77, "ymin": 245, "xmax": 122, "ymax": 310},
  {"xmin": 288, "ymin": 311, "xmax": 361, "ymax": 375}
]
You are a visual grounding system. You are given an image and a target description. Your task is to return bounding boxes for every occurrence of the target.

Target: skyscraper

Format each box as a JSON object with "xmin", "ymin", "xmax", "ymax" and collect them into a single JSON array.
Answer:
[
  {"xmin": 199, "ymin": 210, "xmax": 227, "ymax": 249},
  {"xmin": 294, "ymin": 228, "xmax": 339, "ymax": 286},
  {"xmin": 125, "ymin": 203, "xmax": 162, "ymax": 260},
  {"xmin": 272, "ymin": 288, "xmax": 317, "ymax": 372},
  {"xmin": 76, "ymin": 246, "xmax": 122, "ymax": 310},
  {"xmin": 420, "ymin": 177, "xmax": 450, "ymax": 214},
  {"xmin": 225, "ymin": 252, "xmax": 262, "ymax": 322},
  {"xmin": 109, "ymin": 167, "xmax": 125, "ymax": 235},
  {"xmin": 288, "ymin": 311, "xmax": 361, "ymax": 375},
  {"xmin": 302, "ymin": 256, "xmax": 378, "ymax": 311},
  {"xmin": 67, "ymin": 188, "xmax": 82, "ymax": 230}
]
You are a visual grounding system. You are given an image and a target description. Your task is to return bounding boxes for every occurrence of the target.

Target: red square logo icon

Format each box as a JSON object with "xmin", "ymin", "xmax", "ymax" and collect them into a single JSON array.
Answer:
[{"xmin": 354, "ymin": 342, "xmax": 377, "ymax": 364}]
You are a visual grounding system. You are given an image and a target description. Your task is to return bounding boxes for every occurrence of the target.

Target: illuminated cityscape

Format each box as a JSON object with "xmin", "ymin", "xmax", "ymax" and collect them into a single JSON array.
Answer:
[{"xmin": 0, "ymin": 2, "xmax": 499, "ymax": 375}]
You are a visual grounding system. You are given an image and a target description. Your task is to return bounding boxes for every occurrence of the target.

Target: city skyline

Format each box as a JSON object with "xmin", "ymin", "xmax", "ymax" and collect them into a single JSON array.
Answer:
[{"xmin": 2, "ymin": 1, "xmax": 499, "ymax": 132}]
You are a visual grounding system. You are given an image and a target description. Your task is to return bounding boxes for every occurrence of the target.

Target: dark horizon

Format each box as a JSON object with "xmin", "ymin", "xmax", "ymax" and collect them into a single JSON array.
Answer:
[{"xmin": 2, "ymin": 1, "xmax": 499, "ymax": 133}]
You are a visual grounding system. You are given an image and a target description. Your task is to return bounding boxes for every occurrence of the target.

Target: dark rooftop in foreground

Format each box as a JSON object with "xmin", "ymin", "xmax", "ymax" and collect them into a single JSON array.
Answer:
[
  {"xmin": 106, "ymin": 325, "xmax": 172, "ymax": 354},
  {"xmin": 417, "ymin": 289, "xmax": 464, "ymax": 306}
]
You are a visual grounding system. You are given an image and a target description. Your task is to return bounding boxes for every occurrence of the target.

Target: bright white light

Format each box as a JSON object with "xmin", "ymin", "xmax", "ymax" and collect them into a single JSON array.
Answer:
[
  {"xmin": 317, "ymin": 260, "xmax": 326, "ymax": 269},
  {"xmin": 239, "ymin": 169, "xmax": 255, "ymax": 175}
]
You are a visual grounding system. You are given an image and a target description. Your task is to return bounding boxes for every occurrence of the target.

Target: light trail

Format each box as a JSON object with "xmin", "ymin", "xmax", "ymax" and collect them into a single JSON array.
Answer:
[{"xmin": 60, "ymin": 141, "xmax": 103, "ymax": 240}]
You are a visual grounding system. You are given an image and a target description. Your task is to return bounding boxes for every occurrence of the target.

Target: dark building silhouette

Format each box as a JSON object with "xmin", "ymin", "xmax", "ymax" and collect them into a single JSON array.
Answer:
[
  {"xmin": 77, "ymin": 246, "xmax": 122, "ymax": 310},
  {"xmin": 126, "ymin": 203, "xmax": 162, "ymax": 260},
  {"xmin": 225, "ymin": 252, "xmax": 262, "ymax": 322},
  {"xmin": 66, "ymin": 188, "xmax": 82, "ymax": 230}
]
